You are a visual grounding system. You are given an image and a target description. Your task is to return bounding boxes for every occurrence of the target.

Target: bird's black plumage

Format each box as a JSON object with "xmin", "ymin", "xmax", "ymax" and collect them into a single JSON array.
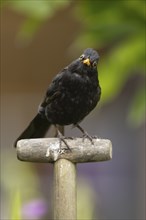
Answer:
[{"xmin": 14, "ymin": 48, "xmax": 101, "ymax": 147}]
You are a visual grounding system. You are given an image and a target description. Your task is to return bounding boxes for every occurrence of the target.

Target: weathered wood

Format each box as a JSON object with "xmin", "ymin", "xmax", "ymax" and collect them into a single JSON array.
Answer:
[
  {"xmin": 16, "ymin": 137, "xmax": 112, "ymax": 220},
  {"xmin": 54, "ymin": 159, "xmax": 76, "ymax": 220},
  {"xmin": 16, "ymin": 138, "xmax": 112, "ymax": 163}
]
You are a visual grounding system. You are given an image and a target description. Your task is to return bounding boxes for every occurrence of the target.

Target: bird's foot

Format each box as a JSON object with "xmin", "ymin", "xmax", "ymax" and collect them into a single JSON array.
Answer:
[
  {"xmin": 82, "ymin": 132, "xmax": 94, "ymax": 145},
  {"xmin": 56, "ymin": 129, "xmax": 72, "ymax": 152},
  {"xmin": 58, "ymin": 147, "xmax": 70, "ymax": 154},
  {"xmin": 76, "ymin": 124, "xmax": 94, "ymax": 145}
]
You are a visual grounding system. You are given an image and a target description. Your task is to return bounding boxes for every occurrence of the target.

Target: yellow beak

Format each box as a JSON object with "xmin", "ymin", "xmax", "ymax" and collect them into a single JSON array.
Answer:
[{"xmin": 83, "ymin": 58, "xmax": 90, "ymax": 66}]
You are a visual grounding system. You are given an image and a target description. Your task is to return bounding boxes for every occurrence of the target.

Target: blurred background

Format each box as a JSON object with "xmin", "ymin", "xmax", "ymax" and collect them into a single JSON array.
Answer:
[{"xmin": 1, "ymin": 1, "xmax": 145, "ymax": 220}]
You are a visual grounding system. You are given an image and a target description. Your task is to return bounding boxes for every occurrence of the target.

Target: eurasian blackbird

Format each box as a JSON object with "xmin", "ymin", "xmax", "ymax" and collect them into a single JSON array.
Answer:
[{"xmin": 14, "ymin": 48, "xmax": 101, "ymax": 149}]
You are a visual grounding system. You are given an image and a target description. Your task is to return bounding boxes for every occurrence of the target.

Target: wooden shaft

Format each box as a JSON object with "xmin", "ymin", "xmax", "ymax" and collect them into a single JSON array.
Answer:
[
  {"xmin": 53, "ymin": 126, "xmax": 77, "ymax": 219},
  {"xmin": 54, "ymin": 159, "xmax": 76, "ymax": 220}
]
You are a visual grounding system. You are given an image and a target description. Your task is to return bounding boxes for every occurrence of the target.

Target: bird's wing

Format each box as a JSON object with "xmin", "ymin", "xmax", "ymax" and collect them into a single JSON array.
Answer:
[{"xmin": 38, "ymin": 70, "xmax": 67, "ymax": 114}]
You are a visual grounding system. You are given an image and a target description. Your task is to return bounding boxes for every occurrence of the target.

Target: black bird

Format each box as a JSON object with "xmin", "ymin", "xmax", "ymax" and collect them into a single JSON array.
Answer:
[{"xmin": 14, "ymin": 48, "xmax": 101, "ymax": 149}]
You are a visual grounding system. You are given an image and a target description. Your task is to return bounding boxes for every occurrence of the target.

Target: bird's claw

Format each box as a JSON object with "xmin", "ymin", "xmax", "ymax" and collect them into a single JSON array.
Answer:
[
  {"xmin": 58, "ymin": 137, "xmax": 72, "ymax": 152},
  {"xmin": 56, "ymin": 128, "xmax": 72, "ymax": 152},
  {"xmin": 58, "ymin": 147, "xmax": 71, "ymax": 154},
  {"xmin": 76, "ymin": 124, "xmax": 95, "ymax": 145},
  {"xmin": 82, "ymin": 132, "xmax": 94, "ymax": 145}
]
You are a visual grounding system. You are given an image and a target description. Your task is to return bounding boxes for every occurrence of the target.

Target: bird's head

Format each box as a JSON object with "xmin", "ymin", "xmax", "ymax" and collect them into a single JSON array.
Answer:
[
  {"xmin": 68, "ymin": 48, "xmax": 99, "ymax": 75},
  {"xmin": 79, "ymin": 48, "xmax": 100, "ymax": 69}
]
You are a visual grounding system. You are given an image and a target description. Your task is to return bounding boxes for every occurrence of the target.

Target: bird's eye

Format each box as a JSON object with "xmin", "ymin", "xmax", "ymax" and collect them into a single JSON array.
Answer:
[
  {"xmin": 92, "ymin": 61, "xmax": 97, "ymax": 67},
  {"xmin": 79, "ymin": 54, "xmax": 85, "ymax": 60}
]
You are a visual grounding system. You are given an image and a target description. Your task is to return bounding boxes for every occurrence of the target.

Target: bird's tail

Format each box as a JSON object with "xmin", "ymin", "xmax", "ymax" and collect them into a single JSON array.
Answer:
[{"xmin": 14, "ymin": 114, "xmax": 51, "ymax": 147}]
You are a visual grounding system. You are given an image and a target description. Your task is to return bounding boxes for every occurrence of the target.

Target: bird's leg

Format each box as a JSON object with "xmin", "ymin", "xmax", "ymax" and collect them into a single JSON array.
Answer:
[
  {"xmin": 55, "ymin": 126, "xmax": 71, "ymax": 152},
  {"xmin": 76, "ymin": 124, "xmax": 94, "ymax": 145}
]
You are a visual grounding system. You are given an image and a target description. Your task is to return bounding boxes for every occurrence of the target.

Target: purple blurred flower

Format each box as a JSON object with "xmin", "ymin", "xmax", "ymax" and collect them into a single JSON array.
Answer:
[{"xmin": 22, "ymin": 198, "xmax": 48, "ymax": 219}]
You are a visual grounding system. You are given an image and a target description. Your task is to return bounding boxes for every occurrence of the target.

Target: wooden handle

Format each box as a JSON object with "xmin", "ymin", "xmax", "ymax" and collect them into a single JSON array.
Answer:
[{"xmin": 16, "ymin": 138, "xmax": 112, "ymax": 163}]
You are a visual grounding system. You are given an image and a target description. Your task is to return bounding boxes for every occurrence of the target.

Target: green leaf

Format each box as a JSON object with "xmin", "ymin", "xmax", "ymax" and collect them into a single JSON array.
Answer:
[
  {"xmin": 11, "ymin": 189, "xmax": 22, "ymax": 220},
  {"xmin": 99, "ymin": 34, "xmax": 145, "ymax": 103},
  {"xmin": 5, "ymin": 0, "xmax": 70, "ymax": 41},
  {"xmin": 76, "ymin": 0, "xmax": 145, "ymax": 47},
  {"xmin": 17, "ymin": 17, "xmax": 43, "ymax": 43},
  {"xmin": 9, "ymin": 0, "xmax": 69, "ymax": 19},
  {"xmin": 77, "ymin": 178, "xmax": 98, "ymax": 220},
  {"xmin": 128, "ymin": 86, "xmax": 145, "ymax": 127}
]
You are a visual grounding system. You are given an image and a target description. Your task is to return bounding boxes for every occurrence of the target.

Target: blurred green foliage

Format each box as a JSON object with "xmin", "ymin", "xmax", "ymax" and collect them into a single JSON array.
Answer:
[
  {"xmin": 11, "ymin": 190, "xmax": 22, "ymax": 220},
  {"xmin": 76, "ymin": 0, "xmax": 145, "ymax": 127},
  {"xmin": 1, "ymin": 2, "xmax": 145, "ymax": 219},
  {"xmin": 3, "ymin": 0, "xmax": 70, "ymax": 40},
  {"xmin": 2, "ymin": 0, "xmax": 145, "ymax": 127},
  {"xmin": 77, "ymin": 178, "xmax": 98, "ymax": 219},
  {"xmin": 1, "ymin": 149, "xmax": 42, "ymax": 219}
]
